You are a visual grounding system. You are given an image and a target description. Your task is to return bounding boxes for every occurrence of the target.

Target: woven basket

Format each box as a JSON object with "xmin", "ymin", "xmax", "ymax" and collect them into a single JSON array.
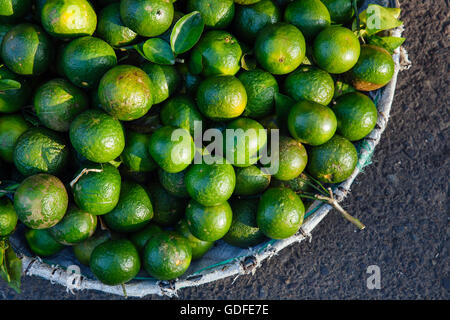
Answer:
[{"xmin": 10, "ymin": 0, "xmax": 410, "ymax": 297}]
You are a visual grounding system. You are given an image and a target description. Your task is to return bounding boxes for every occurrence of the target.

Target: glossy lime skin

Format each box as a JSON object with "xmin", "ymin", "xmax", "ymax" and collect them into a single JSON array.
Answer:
[
  {"xmin": 147, "ymin": 182, "xmax": 186, "ymax": 227},
  {"xmin": 129, "ymin": 223, "xmax": 163, "ymax": 252},
  {"xmin": 141, "ymin": 62, "xmax": 180, "ymax": 105},
  {"xmin": 41, "ymin": 0, "xmax": 97, "ymax": 38},
  {"xmin": 25, "ymin": 228, "xmax": 64, "ymax": 256},
  {"xmin": 185, "ymin": 161, "xmax": 236, "ymax": 206},
  {"xmin": 0, "ymin": 0, "xmax": 32, "ymax": 22},
  {"xmin": 186, "ymin": 199, "xmax": 232, "ymax": 242},
  {"xmin": 333, "ymin": 92, "xmax": 378, "ymax": 141},
  {"xmin": 62, "ymin": 36, "xmax": 117, "ymax": 89},
  {"xmin": 313, "ymin": 26, "xmax": 360, "ymax": 74},
  {"xmin": 349, "ymin": 45, "xmax": 395, "ymax": 91},
  {"xmin": 143, "ymin": 231, "xmax": 192, "ymax": 280},
  {"xmin": 121, "ymin": 131, "xmax": 156, "ymax": 173},
  {"xmin": 239, "ymin": 69, "xmax": 279, "ymax": 118},
  {"xmin": 176, "ymin": 219, "xmax": 213, "ymax": 260},
  {"xmin": 90, "ymin": 239, "xmax": 141, "ymax": 285},
  {"xmin": 233, "ymin": 0, "xmax": 280, "ymax": 43},
  {"xmin": 189, "ymin": 30, "xmax": 242, "ymax": 77},
  {"xmin": 284, "ymin": 0, "xmax": 331, "ymax": 41},
  {"xmin": 120, "ymin": 0, "xmax": 174, "ymax": 37},
  {"xmin": 0, "ymin": 65, "xmax": 31, "ymax": 113},
  {"xmin": 254, "ymin": 23, "xmax": 306, "ymax": 75},
  {"xmin": 273, "ymin": 136, "xmax": 308, "ymax": 181},
  {"xmin": 158, "ymin": 167, "xmax": 190, "ymax": 198},
  {"xmin": 306, "ymin": 134, "xmax": 358, "ymax": 183},
  {"xmin": 72, "ymin": 163, "xmax": 121, "ymax": 216},
  {"xmin": 257, "ymin": 187, "xmax": 304, "ymax": 239},
  {"xmin": 234, "ymin": 165, "xmax": 271, "ymax": 196},
  {"xmin": 196, "ymin": 75, "xmax": 247, "ymax": 121},
  {"xmin": 188, "ymin": 0, "xmax": 234, "ymax": 29},
  {"xmin": 321, "ymin": 0, "xmax": 354, "ymax": 24},
  {"xmin": 104, "ymin": 181, "xmax": 153, "ymax": 233},
  {"xmin": 14, "ymin": 174, "xmax": 68, "ymax": 229},
  {"xmin": 98, "ymin": 65, "xmax": 153, "ymax": 121},
  {"xmin": 69, "ymin": 109, "xmax": 125, "ymax": 163},
  {"xmin": 97, "ymin": 3, "xmax": 137, "ymax": 47},
  {"xmin": 49, "ymin": 206, "xmax": 97, "ymax": 246},
  {"xmin": 13, "ymin": 127, "xmax": 69, "ymax": 176},
  {"xmin": 34, "ymin": 78, "xmax": 89, "ymax": 132},
  {"xmin": 0, "ymin": 114, "xmax": 30, "ymax": 163},
  {"xmin": 160, "ymin": 95, "xmax": 203, "ymax": 136},
  {"xmin": 288, "ymin": 100, "xmax": 337, "ymax": 146},
  {"xmin": 223, "ymin": 198, "xmax": 266, "ymax": 248},
  {"xmin": 148, "ymin": 126, "xmax": 195, "ymax": 173},
  {"xmin": 0, "ymin": 198, "xmax": 17, "ymax": 236},
  {"xmin": 224, "ymin": 117, "xmax": 267, "ymax": 167},
  {"xmin": 73, "ymin": 230, "xmax": 111, "ymax": 265},
  {"xmin": 1, "ymin": 23, "xmax": 53, "ymax": 76},
  {"xmin": 284, "ymin": 66, "xmax": 334, "ymax": 106}
]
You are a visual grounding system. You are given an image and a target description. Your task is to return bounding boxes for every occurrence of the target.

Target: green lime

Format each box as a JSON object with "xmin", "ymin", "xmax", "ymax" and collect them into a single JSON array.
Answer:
[
  {"xmin": 0, "ymin": 0, "xmax": 31, "ymax": 22},
  {"xmin": 313, "ymin": 26, "xmax": 360, "ymax": 74},
  {"xmin": 196, "ymin": 75, "xmax": 247, "ymax": 121},
  {"xmin": 223, "ymin": 117, "xmax": 267, "ymax": 167},
  {"xmin": 141, "ymin": 62, "xmax": 180, "ymax": 105},
  {"xmin": 284, "ymin": 66, "xmax": 334, "ymax": 106},
  {"xmin": 97, "ymin": 3, "xmax": 137, "ymax": 47},
  {"xmin": 332, "ymin": 92, "xmax": 378, "ymax": 141},
  {"xmin": 235, "ymin": 0, "xmax": 261, "ymax": 4},
  {"xmin": 90, "ymin": 239, "xmax": 141, "ymax": 285},
  {"xmin": 129, "ymin": 223, "xmax": 163, "ymax": 252},
  {"xmin": 1, "ymin": 23, "xmax": 53, "ymax": 76},
  {"xmin": 120, "ymin": 0, "xmax": 173, "ymax": 37},
  {"xmin": 121, "ymin": 131, "xmax": 157, "ymax": 173},
  {"xmin": 148, "ymin": 126, "xmax": 195, "ymax": 173},
  {"xmin": 176, "ymin": 219, "xmax": 213, "ymax": 260},
  {"xmin": 223, "ymin": 198, "xmax": 266, "ymax": 248},
  {"xmin": 41, "ymin": 0, "xmax": 97, "ymax": 38},
  {"xmin": 49, "ymin": 206, "xmax": 97, "ymax": 246},
  {"xmin": 14, "ymin": 174, "xmax": 68, "ymax": 229},
  {"xmin": 147, "ymin": 182, "xmax": 186, "ymax": 227},
  {"xmin": 349, "ymin": 44, "xmax": 395, "ymax": 91},
  {"xmin": 62, "ymin": 36, "xmax": 117, "ymax": 89},
  {"xmin": 185, "ymin": 161, "xmax": 236, "ymax": 206},
  {"xmin": 13, "ymin": 127, "xmax": 69, "ymax": 176},
  {"xmin": 271, "ymin": 172, "xmax": 313, "ymax": 194},
  {"xmin": 233, "ymin": 0, "xmax": 280, "ymax": 43},
  {"xmin": 0, "ymin": 66, "xmax": 31, "ymax": 113},
  {"xmin": 25, "ymin": 228, "xmax": 64, "ymax": 256},
  {"xmin": 306, "ymin": 134, "xmax": 357, "ymax": 183},
  {"xmin": 143, "ymin": 231, "xmax": 192, "ymax": 280},
  {"xmin": 257, "ymin": 187, "xmax": 304, "ymax": 239},
  {"xmin": 284, "ymin": 0, "xmax": 331, "ymax": 41},
  {"xmin": 104, "ymin": 181, "xmax": 153, "ymax": 233},
  {"xmin": 254, "ymin": 22, "xmax": 305, "ymax": 75},
  {"xmin": 0, "ymin": 198, "xmax": 17, "ymax": 236},
  {"xmin": 189, "ymin": 31, "xmax": 242, "ymax": 77},
  {"xmin": 0, "ymin": 113, "xmax": 30, "ymax": 163},
  {"xmin": 272, "ymin": 136, "xmax": 308, "ymax": 181},
  {"xmin": 73, "ymin": 230, "xmax": 111, "ymax": 265},
  {"xmin": 34, "ymin": 78, "xmax": 89, "ymax": 132},
  {"xmin": 98, "ymin": 65, "xmax": 153, "ymax": 121},
  {"xmin": 187, "ymin": 0, "xmax": 234, "ymax": 29},
  {"xmin": 0, "ymin": 23, "xmax": 13, "ymax": 48},
  {"xmin": 288, "ymin": 100, "xmax": 337, "ymax": 146},
  {"xmin": 186, "ymin": 199, "xmax": 232, "ymax": 241},
  {"xmin": 158, "ymin": 167, "xmax": 190, "ymax": 198},
  {"xmin": 234, "ymin": 165, "xmax": 271, "ymax": 196},
  {"xmin": 160, "ymin": 95, "xmax": 203, "ymax": 136},
  {"xmin": 238, "ymin": 69, "xmax": 279, "ymax": 118},
  {"xmin": 321, "ymin": 0, "xmax": 354, "ymax": 24},
  {"xmin": 72, "ymin": 163, "xmax": 121, "ymax": 216},
  {"xmin": 69, "ymin": 109, "xmax": 125, "ymax": 163}
]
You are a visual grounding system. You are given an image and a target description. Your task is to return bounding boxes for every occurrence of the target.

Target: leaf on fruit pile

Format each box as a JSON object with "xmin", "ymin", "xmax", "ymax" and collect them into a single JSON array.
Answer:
[
  {"xmin": 357, "ymin": 4, "xmax": 403, "ymax": 36},
  {"xmin": 368, "ymin": 36, "xmax": 406, "ymax": 54},
  {"xmin": 170, "ymin": 11, "xmax": 204, "ymax": 54},
  {"xmin": 0, "ymin": 241, "xmax": 22, "ymax": 294},
  {"xmin": 135, "ymin": 38, "xmax": 175, "ymax": 65}
]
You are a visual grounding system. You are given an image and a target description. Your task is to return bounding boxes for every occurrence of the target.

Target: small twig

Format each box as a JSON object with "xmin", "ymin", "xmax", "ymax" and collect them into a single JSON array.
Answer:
[
  {"xmin": 98, "ymin": 217, "xmax": 108, "ymax": 231},
  {"xmin": 69, "ymin": 168, "xmax": 103, "ymax": 189},
  {"xmin": 121, "ymin": 283, "xmax": 128, "ymax": 298}
]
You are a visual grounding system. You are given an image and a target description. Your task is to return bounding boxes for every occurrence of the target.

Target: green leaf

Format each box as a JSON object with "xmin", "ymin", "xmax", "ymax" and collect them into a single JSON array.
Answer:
[
  {"xmin": 0, "ymin": 181, "xmax": 20, "ymax": 198},
  {"xmin": 0, "ymin": 79, "xmax": 21, "ymax": 91},
  {"xmin": 333, "ymin": 80, "xmax": 357, "ymax": 99},
  {"xmin": 359, "ymin": 4, "xmax": 403, "ymax": 36},
  {"xmin": 0, "ymin": 242, "xmax": 22, "ymax": 294},
  {"xmin": 170, "ymin": 11, "xmax": 204, "ymax": 54},
  {"xmin": 135, "ymin": 38, "xmax": 175, "ymax": 65},
  {"xmin": 368, "ymin": 36, "xmax": 405, "ymax": 54},
  {"xmin": 240, "ymin": 53, "xmax": 256, "ymax": 71}
]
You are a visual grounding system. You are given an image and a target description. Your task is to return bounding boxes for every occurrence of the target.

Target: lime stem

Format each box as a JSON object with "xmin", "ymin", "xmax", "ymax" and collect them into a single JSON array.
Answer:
[{"xmin": 69, "ymin": 168, "xmax": 103, "ymax": 189}]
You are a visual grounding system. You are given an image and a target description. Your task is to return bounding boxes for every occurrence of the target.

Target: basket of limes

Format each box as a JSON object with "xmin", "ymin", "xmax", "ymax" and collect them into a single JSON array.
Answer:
[{"xmin": 0, "ymin": 0, "xmax": 409, "ymax": 297}]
